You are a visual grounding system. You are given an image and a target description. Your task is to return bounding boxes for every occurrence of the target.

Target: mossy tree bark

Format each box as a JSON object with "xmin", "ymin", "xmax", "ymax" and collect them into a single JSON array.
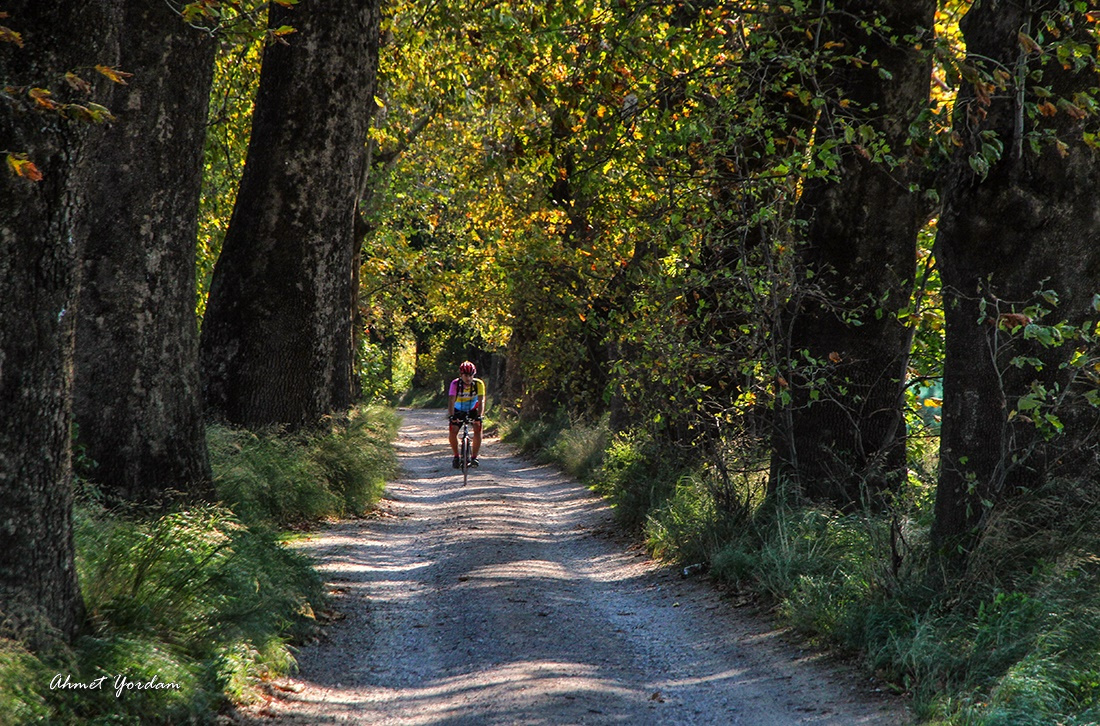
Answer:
[
  {"xmin": 200, "ymin": 0, "xmax": 382, "ymax": 428},
  {"xmin": 0, "ymin": 0, "xmax": 121, "ymax": 646},
  {"xmin": 931, "ymin": 0, "xmax": 1100, "ymax": 571},
  {"xmin": 73, "ymin": 0, "xmax": 215, "ymax": 504},
  {"xmin": 772, "ymin": 0, "xmax": 935, "ymax": 509}
]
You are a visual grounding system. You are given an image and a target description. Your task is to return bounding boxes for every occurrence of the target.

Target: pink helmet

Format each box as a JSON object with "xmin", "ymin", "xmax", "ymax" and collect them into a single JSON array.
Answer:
[{"xmin": 459, "ymin": 360, "xmax": 476, "ymax": 375}]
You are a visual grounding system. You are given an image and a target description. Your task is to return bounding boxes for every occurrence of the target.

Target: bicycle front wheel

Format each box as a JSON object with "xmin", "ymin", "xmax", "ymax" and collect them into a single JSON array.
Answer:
[{"xmin": 462, "ymin": 434, "xmax": 471, "ymax": 485}]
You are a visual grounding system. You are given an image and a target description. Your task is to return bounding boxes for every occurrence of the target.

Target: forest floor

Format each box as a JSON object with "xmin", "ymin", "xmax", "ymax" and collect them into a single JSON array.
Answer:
[{"xmin": 232, "ymin": 408, "xmax": 913, "ymax": 725}]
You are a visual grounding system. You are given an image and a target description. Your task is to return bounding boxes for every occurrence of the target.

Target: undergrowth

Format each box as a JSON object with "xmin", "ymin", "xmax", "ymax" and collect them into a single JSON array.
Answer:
[
  {"xmin": 0, "ymin": 404, "xmax": 399, "ymax": 725},
  {"xmin": 500, "ymin": 412, "xmax": 684, "ymax": 529},
  {"xmin": 506, "ymin": 413, "xmax": 1100, "ymax": 725},
  {"xmin": 209, "ymin": 404, "xmax": 400, "ymax": 526}
]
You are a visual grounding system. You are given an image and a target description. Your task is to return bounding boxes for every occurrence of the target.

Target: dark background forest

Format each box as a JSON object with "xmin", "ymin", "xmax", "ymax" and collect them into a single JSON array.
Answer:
[{"xmin": 3, "ymin": 0, "xmax": 1100, "ymax": 722}]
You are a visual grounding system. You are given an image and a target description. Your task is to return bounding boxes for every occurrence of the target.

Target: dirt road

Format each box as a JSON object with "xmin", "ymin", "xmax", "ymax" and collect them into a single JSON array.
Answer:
[{"xmin": 242, "ymin": 409, "xmax": 911, "ymax": 725}]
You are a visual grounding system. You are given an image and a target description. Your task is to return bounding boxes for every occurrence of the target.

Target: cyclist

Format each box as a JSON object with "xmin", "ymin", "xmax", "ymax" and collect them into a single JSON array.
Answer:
[{"xmin": 448, "ymin": 360, "xmax": 484, "ymax": 469}]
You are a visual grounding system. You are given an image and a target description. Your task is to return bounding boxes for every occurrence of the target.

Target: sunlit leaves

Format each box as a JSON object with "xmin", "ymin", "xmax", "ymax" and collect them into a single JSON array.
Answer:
[
  {"xmin": 6, "ymin": 153, "xmax": 42, "ymax": 182},
  {"xmin": 197, "ymin": 26, "xmax": 265, "ymax": 317},
  {"xmin": 267, "ymin": 25, "xmax": 296, "ymax": 40},
  {"xmin": 94, "ymin": 64, "xmax": 132, "ymax": 84},
  {"xmin": 175, "ymin": 0, "xmax": 273, "ymax": 40},
  {"xmin": 27, "ymin": 87, "xmax": 57, "ymax": 110},
  {"xmin": 0, "ymin": 24, "xmax": 23, "ymax": 47}
]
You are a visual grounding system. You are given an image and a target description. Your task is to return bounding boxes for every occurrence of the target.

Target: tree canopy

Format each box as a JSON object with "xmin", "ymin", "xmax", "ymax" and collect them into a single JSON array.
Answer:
[{"xmin": 4, "ymin": 8, "xmax": 1100, "ymax": 723}]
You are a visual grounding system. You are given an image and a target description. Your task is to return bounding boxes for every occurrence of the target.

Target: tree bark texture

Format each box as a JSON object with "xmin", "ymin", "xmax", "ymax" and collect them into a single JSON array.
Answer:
[
  {"xmin": 200, "ymin": 0, "xmax": 381, "ymax": 428},
  {"xmin": 932, "ymin": 0, "xmax": 1100, "ymax": 565},
  {"xmin": 73, "ymin": 0, "xmax": 215, "ymax": 504},
  {"xmin": 772, "ymin": 0, "xmax": 935, "ymax": 508},
  {"xmin": 0, "ymin": 0, "xmax": 120, "ymax": 645}
]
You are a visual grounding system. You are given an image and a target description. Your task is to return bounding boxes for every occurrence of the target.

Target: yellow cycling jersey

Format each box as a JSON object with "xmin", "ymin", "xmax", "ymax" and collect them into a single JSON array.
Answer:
[{"xmin": 449, "ymin": 377, "xmax": 484, "ymax": 412}]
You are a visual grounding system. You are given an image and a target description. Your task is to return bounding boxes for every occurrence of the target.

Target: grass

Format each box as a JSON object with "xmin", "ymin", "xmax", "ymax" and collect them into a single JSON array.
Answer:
[
  {"xmin": 209, "ymin": 405, "xmax": 399, "ymax": 526},
  {"xmin": 0, "ymin": 403, "xmax": 399, "ymax": 725},
  {"xmin": 506, "ymin": 412, "xmax": 1100, "ymax": 725}
]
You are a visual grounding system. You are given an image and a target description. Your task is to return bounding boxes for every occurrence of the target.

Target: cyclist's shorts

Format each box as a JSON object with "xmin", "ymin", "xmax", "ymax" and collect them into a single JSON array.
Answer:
[{"xmin": 450, "ymin": 410, "xmax": 481, "ymax": 425}]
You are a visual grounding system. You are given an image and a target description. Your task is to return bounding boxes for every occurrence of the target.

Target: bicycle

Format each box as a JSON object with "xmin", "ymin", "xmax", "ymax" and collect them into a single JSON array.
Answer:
[{"xmin": 452, "ymin": 413, "xmax": 478, "ymax": 486}]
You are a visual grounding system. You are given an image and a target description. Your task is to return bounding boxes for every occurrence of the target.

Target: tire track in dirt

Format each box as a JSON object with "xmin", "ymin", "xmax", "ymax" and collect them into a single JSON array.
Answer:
[{"xmin": 235, "ymin": 409, "xmax": 911, "ymax": 725}]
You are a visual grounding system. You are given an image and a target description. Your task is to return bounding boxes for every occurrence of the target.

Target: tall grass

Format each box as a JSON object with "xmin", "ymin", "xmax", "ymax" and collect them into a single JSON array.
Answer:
[
  {"xmin": 709, "ymin": 478, "xmax": 1100, "ymax": 724},
  {"xmin": 210, "ymin": 405, "xmax": 399, "ymax": 526},
  {"xmin": 0, "ymin": 404, "xmax": 399, "ymax": 724}
]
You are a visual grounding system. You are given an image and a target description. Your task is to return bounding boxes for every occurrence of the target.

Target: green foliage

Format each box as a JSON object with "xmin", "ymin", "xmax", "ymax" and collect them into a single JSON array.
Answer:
[
  {"xmin": 209, "ymin": 404, "xmax": 399, "ymax": 526},
  {"xmin": 645, "ymin": 475, "xmax": 737, "ymax": 566},
  {"xmin": 308, "ymin": 407, "xmax": 400, "ymax": 514},
  {"xmin": 590, "ymin": 429, "xmax": 687, "ymax": 530},
  {"xmin": 57, "ymin": 633, "xmax": 210, "ymax": 723},
  {"xmin": 208, "ymin": 425, "xmax": 335, "ymax": 525},
  {"xmin": 499, "ymin": 409, "xmax": 570, "ymax": 459},
  {"xmin": 0, "ymin": 406, "xmax": 400, "ymax": 724},
  {"xmin": 181, "ymin": 0, "xmax": 1100, "ymax": 722},
  {"xmin": 197, "ymin": 29, "xmax": 264, "ymax": 319},
  {"xmin": 521, "ymin": 403, "xmax": 1100, "ymax": 725},
  {"xmin": 0, "ymin": 638, "xmax": 50, "ymax": 723},
  {"xmin": 195, "ymin": 0, "xmax": 287, "ymax": 319},
  {"xmin": 501, "ymin": 411, "xmax": 686, "ymax": 528},
  {"xmin": 0, "ymin": 504, "xmax": 325, "ymax": 724},
  {"xmin": 547, "ymin": 415, "xmax": 611, "ymax": 480}
]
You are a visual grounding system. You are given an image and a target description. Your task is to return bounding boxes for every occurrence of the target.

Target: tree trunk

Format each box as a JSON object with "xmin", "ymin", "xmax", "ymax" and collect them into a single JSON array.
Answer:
[
  {"xmin": 772, "ymin": 0, "xmax": 935, "ymax": 508},
  {"xmin": 931, "ymin": 1, "xmax": 1100, "ymax": 569},
  {"xmin": 200, "ymin": 0, "xmax": 381, "ymax": 428},
  {"xmin": 0, "ymin": 0, "xmax": 120, "ymax": 646},
  {"xmin": 73, "ymin": 0, "xmax": 215, "ymax": 504}
]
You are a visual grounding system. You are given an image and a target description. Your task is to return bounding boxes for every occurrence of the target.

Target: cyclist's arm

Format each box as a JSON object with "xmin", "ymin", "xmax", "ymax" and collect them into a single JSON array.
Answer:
[{"xmin": 447, "ymin": 378, "xmax": 458, "ymax": 419}]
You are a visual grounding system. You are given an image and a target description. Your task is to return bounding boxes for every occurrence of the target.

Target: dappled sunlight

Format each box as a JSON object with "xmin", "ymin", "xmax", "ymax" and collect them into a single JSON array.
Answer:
[
  {"xmin": 281, "ymin": 659, "xmax": 650, "ymax": 725},
  {"xmin": 262, "ymin": 410, "xmax": 908, "ymax": 725},
  {"xmin": 459, "ymin": 558, "xmax": 571, "ymax": 584},
  {"xmin": 317, "ymin": 560, "xmax": 433, "ymax": 576}
]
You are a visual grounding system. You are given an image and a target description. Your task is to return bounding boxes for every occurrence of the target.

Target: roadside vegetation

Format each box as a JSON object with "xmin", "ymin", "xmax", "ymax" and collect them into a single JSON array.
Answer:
[
  {"xmin": 503, "ymin": 414, "xmax": 1100, "ymax": 725},
  {"xmin": 0, "ymin": 405, "xmax": 399, "ymax": 725}
]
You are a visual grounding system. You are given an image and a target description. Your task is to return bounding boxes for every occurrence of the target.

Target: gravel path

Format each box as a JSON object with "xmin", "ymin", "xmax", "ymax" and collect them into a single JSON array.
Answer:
[{"xmin": 238, "ymin": 409, "xmax": 911, "ymax": 725}]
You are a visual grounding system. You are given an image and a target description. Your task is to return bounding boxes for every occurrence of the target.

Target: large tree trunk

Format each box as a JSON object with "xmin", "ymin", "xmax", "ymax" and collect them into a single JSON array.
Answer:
[
  {"xmin": 73, "ymin": 0, "xmax": 215, "ymax": 504},
  {"xmin": 772, "ymin": 0, "xmax": 935, "ymax": 508},
  {"xmin": 200, "ymin": 0, "xmax": 381, "ymax": 428},
  {"xmin": 0, "ymin": 1, "xmax": 120, "ymax": 646},
  {"xmin": 931, "ymin": 1, "xmax": 1100, "ymax": 569}
]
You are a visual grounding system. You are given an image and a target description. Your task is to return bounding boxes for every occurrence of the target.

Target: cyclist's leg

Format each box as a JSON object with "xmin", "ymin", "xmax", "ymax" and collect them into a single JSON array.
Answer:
[
  {"xmin": 448, "ymin": 419, "xmax": 460, "ymax": 456},
  {"xmin": 472, "ymin": 420, "xmax": 482, "ymax": 458}
]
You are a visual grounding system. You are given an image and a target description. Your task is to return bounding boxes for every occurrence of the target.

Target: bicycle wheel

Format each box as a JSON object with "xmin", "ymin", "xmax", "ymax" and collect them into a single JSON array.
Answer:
[{"xmin": 462, "ymin": 429, "xmax": 471, "ymax": 486}]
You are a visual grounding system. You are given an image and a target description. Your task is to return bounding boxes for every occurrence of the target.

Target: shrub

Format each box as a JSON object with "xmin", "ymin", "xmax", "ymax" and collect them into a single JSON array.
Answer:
[
  {"xmin": 207, "ymin": 426, "xmax": 336, "ymax": 526},
  {"xmin": 547, "ymin": 415, "xmax": 610, "ymax": 480},
  {"xmin": 645, "ymin": 475, "xmax": 738, "ymax": 565},
  {"xmin": 499, "ymin": 410, "xmax": 570, "ymax": 459},
  {"xmin": 590, "ymin": 430, "xmax": 683, "ymax": 529},
  {"xmin": 308, "ymin": 406, "xmax": 400, "ymax": 515},
  {"xmin": 62, "ymin": 504, "xmax": 324, "ymax": 721},
  {"xmin": 0, "ymin": 638, "xmax": 50, "ymax": 723},
  {"xmin": 498, "ymin": 413, "xmax": 1100, "ymax": 725}
]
